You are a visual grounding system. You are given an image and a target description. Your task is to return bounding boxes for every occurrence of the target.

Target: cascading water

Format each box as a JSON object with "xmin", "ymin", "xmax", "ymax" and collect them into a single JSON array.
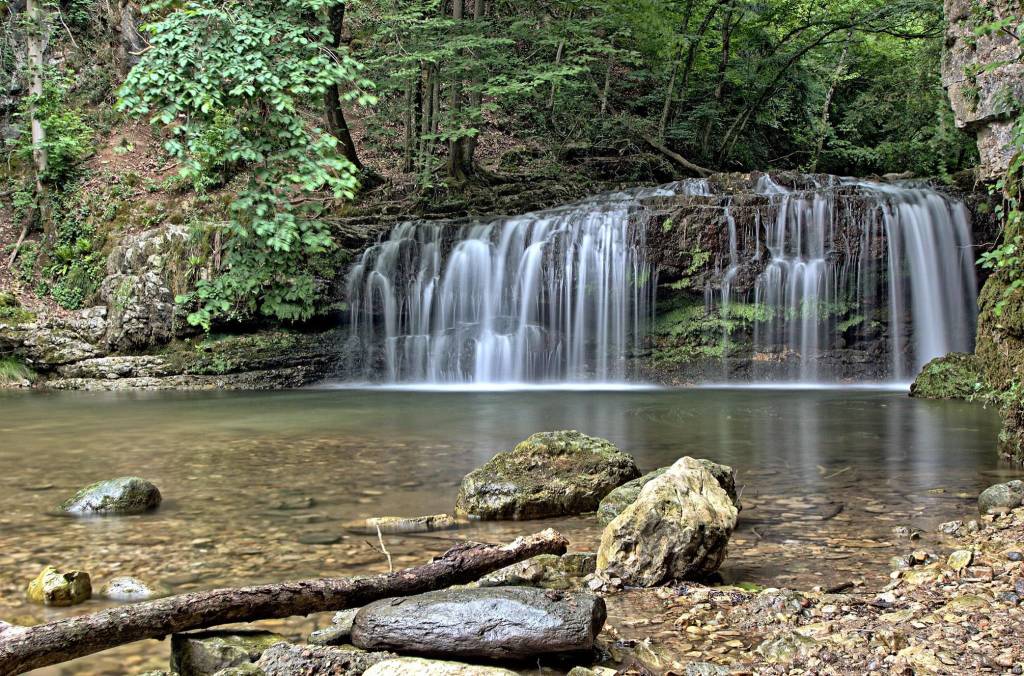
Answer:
[
  {"xmin": 713, "ymin": 176, "xmax": 978, "ymax": 381},
  {"xmin": 346, "ymin": 175, "xmax": 979, "ymax": 385},
  {"xmin": 345, "ymin": 181, "xmax": 707, "ymax": 383}
]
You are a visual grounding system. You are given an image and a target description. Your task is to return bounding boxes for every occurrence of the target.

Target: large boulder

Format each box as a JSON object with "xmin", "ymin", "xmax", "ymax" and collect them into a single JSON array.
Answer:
[
  {"xmin": 254, "ymin": 643, "xmax": 395, "ymax": 675},
  {"xmin": 978, "ymin": 480, "xmax": 1024, "ymax": 515},
  {"xmin": 910, "ymin": 353, "xmax": 985, "ymax": 400},
  {"xmin": 351, "ymin": 586, "xmax": 606, "ymax": 660},
  {"xmin": 364, "ymin": 658, "xmax": 519, "ymax": 675},
  {"xmin": 597, "ymin": 457, "xmax": 738, "ymax": 586},
  {"xmin": 60, "ymin": 476, "xmax": 162, "ymax": 515},
  {"xmin": 597, "ymin": 459, "xmax": 738, "ymax": 525},
  {"xmin": 170, "ymin": 630, "xmax": 284, "ymax": 676},
  {"xmin": 455, "ymin": 430, "xmax": 640, "ymax": 520},
  {"xmin": 26, "ymin": 566, "xmax": 91, "ymax": 606}
]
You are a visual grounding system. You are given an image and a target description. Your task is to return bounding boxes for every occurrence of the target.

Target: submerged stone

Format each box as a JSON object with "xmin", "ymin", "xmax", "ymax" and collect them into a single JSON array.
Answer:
[
  {"xmin": 171, "ymin": 630, "xmax": 283, "ymax": 676},
  {"xmin": 598, "ymin": 457, "xmax": 737, "ymax": 585},
  {"xmin": 455, "ymin": 430, "xmax": 640, "ymax": 520},
  {"xmin": 978, "ymin": 480, "xmax": 1024, "ymax": 515},
  {"xmin": 596, "ymin": 459, "xmax": 738, "ymax": 525},
  {"xmin": 100, "ymin": 575, "xmax": 164, "ymax": 602},
  {"xmin": 478, "ymin": 552, "xmax": 597, "ymax": 590},
  {"xmin": 60, "ymin": 476, "xmax": 162, "ymax": 515},
  {"xmin": 351, "ymin": 586, "xmax": 606, "ymax": 660},
  {"xmin": 26, "ymin": 566, "xmax": 91, "ymax": 606}
]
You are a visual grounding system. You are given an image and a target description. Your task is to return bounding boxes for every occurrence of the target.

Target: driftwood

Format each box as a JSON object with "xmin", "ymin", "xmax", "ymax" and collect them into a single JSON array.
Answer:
[{"xmin": 0, "ymin": 529, "xmax": 568, "ymax": 675}]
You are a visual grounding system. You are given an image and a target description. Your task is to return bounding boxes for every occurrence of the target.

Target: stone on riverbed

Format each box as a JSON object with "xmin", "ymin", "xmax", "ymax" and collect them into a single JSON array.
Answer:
[
  {"xmin": 598, "ymin": 457, "xmax": 738, "ymax": 586},
  {"xmin": 171, "ymin": 630, "xmax": 284, "ymax": 676},
  {"xmin": 342, "ymin": 513, "xmax": 463, "ymax": 535},
  {"xmin": 308, "ymin": 609, "xmax": 358, "ymax": 645},
  {"xmin": 363, "ymin": 657, "xmax": 519, "ymax": 675},
  {"xmin": 596, "ymin": 459, "xmax": 738, "ymax": 525},
  {"xmin": 254, "ymin": 643, "xmax": 395, "ymax": 675},
  {"xmin": 978, "ymin": 480, "xmax": 1024, "ymax": 515},
  {"xmin": 100, "ymin": 576, "xmax": 164, "ymax": 602},
  {"xmin": 478, "ymin": 552, "xmax": 597, "ymax": 590},
  {"xmin": 455, "ymin": 430, "xmax": 640, "ymax": 520},
  {"xmin": 351, "ymin": 586, "xmax": 606, "ymax": 660},
  {"xmin": 26, "ymin": 565, "xmax": 91, "ymax": 606},
  {"xmin": 60, "ymin": 476, "xmax": 162, "ymax": 515}
]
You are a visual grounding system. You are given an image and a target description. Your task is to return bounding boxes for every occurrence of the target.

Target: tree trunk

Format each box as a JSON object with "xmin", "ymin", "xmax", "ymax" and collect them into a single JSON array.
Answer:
[
  {"xmin": 403, "ymin": 79, "xmax": 415, "ymax": 172},
  {"xmin": 701, "ymin": 0, "xmax": 736, "ymax": 157},
  {"xmin": 25, "ymin": 0, "xmax": 49, "ymax": 236},
  {"xmin": 0, "ymin": 530, "xmax": 568, "ymax": 675},
  {"xmin": 324, "ymin": 3, "xmax": 363, "ymax": 171},
  {"xmin": 461, "ymin": 0, "xmax": 484, "ymax": 168},
  {"xmin": 808, "ymin": 33, "xmax": 852, "ymax": 172},
  {"xmin": 447, "ymin": 0, "xmax": 465, "ymax": 180}
]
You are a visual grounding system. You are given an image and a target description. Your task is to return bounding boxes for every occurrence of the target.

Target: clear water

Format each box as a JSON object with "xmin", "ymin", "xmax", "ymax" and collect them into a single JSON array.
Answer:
[{"xmin": 0, "ymin": 387, "xmax": 1015, "ymax": 674}]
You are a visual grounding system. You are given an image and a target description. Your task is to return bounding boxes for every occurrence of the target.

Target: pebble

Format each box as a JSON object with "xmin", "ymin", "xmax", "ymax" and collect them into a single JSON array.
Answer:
[{"xmin": 1006, "ymin": 551, "xmax": 1023, "ymax": 562}]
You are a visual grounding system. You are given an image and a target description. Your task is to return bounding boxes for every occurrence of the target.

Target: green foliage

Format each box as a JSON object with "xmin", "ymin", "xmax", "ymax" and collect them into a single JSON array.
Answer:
[
  {"xmin": 39, "ymin": 182, "xmax": 110, "ymax": 310},
  {"xmin": 119, "ymin": 0, "xmax": 373, "ymax": 329},
  {"xmin": 12, "ymin": 73, "xmax": 94, "ymax": 185}
]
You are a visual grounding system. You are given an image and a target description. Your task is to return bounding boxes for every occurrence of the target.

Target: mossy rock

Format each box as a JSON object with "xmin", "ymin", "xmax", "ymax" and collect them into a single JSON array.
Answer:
[
  {"xmin": 60, "ymin": 476, "xmax": 162, "ymax": 515},
  {"xmin": 26, "ymin": 566, "xmax": 92, "ymax": 606},
  {"xmin": 597, "ymin": 459, "xmax": 738, "ymax": 525},
  {"xmin": 978, "ymin": 480, "xmax": 1024, "ymax": 515},
  {"xmin": 455, "ymin": 430, "xmax": 640, "ymax": 520},
  {"xmin": 171, "ymin": 630, "xmax": 284, "ymax": 676},
  {"xmin": 909, "ymin": 352, "xmax": 985, "ymax": 400}
]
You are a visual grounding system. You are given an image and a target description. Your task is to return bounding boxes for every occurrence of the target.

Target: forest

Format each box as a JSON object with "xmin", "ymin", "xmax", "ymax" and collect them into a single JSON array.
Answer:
[{"xmin": 0, "ymin": 0, "xmax": 986, "ymax": 330}]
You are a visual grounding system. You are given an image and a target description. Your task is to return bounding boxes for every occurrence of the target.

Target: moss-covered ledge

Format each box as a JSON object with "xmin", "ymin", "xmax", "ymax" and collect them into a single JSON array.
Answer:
[{"xmin": 909, "ymin": 352, "xmax": 988, "ymax": 400}]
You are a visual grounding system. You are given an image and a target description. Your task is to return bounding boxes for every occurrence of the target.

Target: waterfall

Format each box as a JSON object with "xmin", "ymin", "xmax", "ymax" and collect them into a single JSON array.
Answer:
[
  {"xmin": 346, "ymin": 175, "xmax": 979, "ymax": 385},
  {"xmin": 732, "ymin": 177, "xmax": 978, "ymax": 381},
  {"xmin": 345, "ymin": 182, "xmax": 708, "ymax": 383}
]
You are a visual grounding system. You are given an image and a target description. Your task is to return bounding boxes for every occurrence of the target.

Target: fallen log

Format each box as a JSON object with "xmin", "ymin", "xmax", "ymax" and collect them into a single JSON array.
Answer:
[{"xmin": 0, "ymin": 529, "xmax": 568, "ymax": 675}]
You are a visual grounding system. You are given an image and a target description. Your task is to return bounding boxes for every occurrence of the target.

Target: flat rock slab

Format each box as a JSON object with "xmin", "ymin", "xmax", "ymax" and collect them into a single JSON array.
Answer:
[
  {"xmin": 255, "ymin": 642, "xmax": 395, "ymax": 675},
  {"xmin": 364, "ymin": 657, "xmax": 519, "ymax": 675},
  {"xmin": 351, "ymin": 586, "xmax": 606, "ymax": 660}
]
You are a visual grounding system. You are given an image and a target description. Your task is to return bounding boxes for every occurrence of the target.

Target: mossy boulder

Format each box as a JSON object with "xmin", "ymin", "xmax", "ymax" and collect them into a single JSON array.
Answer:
[
  {"xmin": 909, "ymin": 352, "xmax": 985, "ymax": 400},
  {"xmin": 26, "ymin": 566, "xmax": 92, "ymax": 606},
  {"xmin": 60, "ymin": 476, "xmax": 162, "ymax": 515},
  {"xmin": 978, "ymin": 480, "xmax": 1024, "ymax": 515},
  {"xmin": 597, "ymin": 457, "xmax": 738, "ymax": 586},
  {"xmin": 597, "ymin": 459, "xmax": 738, "ymax": 525},
  {"xmin": 455, "ymin": 430, "xmax": 640, "ymax": 520},
  {"xmin": 171, "ymin": 630, "xmax": 284, "ymax": 676}
]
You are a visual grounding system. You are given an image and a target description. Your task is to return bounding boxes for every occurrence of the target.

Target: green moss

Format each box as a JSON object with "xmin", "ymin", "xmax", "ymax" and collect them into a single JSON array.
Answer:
[
  {"xmin": 910, "ymin": 353, "xmax": 987, "ymax": 401},
  {"xmin": 649, "ymin": 298, "xmax": 764, "ymax": 365},
  {"xmin": 161, "ymin": 330, "xmax": 306, "ymax": 375},
  {"xmin": 0, "ymin": 293, "xmax": 35, "ymax": 324}
]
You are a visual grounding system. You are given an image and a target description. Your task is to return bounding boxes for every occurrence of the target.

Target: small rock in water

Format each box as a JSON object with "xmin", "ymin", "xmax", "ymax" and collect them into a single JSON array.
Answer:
[
  {"xmin": 455, "ymin": 430, "xmax": 640, "ymax": 520},
  {"xmin": 274, "ymin": 496, "xmax": 315, "ymax": 510},
  {"xmin": 100, "ymin": 576, "xmax": 163, "ymax": 602},
  {"xmin": 597, "ymin": 457, "xmax": 737, "ymax": 585},
  {"xmin": 171, "ymin": 630, "xmax": 284, "ymax": 676},
  {"xmin": 297, "ymin": 533, "xmax": 342, "ymax": 546},
  {"xmin": 343, "ymin": 514, "xmax": 462, "ymax": 535},
  {"xmin": 938, "ymin": 520, "xmax": 963, "ymax": 535},
  {"xmin": 978, "ymin": 480, "xmax": 1024, "ymax": 515},
  {"xmin": 26, "ymin": 566, "xmax": 91, "ymax": 606},
  {"xmin": 60, "ymin": 476, "xmax": 161, "ymax": 515},
  {"xmin": 308, "ymin": 609, "xmax": 358, "ymax": 646},
  {"xmin": 351, "ymin": 586, "xmax": 606, "ymax": 659},
  {"xmin": 363, "ymin": 657, "xmax": 519, "ymax": 675},
  {"xmin": 947, "ymin": 549, "xmax": 974, "ymax": 572},
  {"xmin": 255, "ymin": 643, "xmax": 394, "ymax": 675}
]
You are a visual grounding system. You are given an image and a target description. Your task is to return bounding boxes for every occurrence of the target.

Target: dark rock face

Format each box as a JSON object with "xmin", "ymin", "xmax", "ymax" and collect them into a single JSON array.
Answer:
[
  {"xmin": 455, "ymin": 431, "xmax": 640, "ymax": 520},
  {"xmin": 979, "ymin": 480, "xmax": 1024, "ymax": 515},
  {"xmin": 254, "ymin": 643, "xmax": 395, "ymax": 675},
  {"xmin": 60, "ymin": 476, "xmax": 162, "ymax": 515},
  {"xmin": 910, "ymin": 352, "xmax": 985, "ymax": 400},
  {"xmin": 597, "ymin": 459, "xmax": 738, "ymax": 526},
  {"xmin": 170, "ymin": 630, "xmax": 284, "ymax": 676},
  {"xmin": 350, "ymin": 587, "xmax": 607, "ymax": 660}
]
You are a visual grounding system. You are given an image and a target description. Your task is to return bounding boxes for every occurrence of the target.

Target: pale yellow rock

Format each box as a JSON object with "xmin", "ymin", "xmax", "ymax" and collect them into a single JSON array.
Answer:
[{"xmin": 26, "ymin": 566, "xmax": 91, "ymax": 606}]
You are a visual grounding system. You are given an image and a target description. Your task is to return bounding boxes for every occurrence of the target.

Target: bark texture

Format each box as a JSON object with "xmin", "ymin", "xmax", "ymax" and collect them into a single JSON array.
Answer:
[{"xmin": 0, "ymin": 529, "xmax": 568, "ymax": 675}]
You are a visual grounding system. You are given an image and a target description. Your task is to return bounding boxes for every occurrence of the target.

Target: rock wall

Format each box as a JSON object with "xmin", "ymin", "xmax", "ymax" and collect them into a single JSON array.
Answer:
[
  {"xmin": 942, "ymin": 0, "xmax": 1024, "ymax": 179},
  {"xmin": 942, "ymin": 0, "xmax": 1024, "ymax": 460}
]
